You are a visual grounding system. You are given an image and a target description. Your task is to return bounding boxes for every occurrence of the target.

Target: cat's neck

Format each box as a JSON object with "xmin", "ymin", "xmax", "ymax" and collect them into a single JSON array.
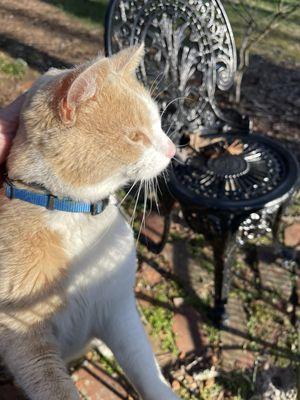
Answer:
[
  {"xmin": 8, "ymin": 150, "xmax": 128, "ymax": 203},
  {"xmin": 45, "ymin": 199, "xmax": 122, "ymax": 260}
]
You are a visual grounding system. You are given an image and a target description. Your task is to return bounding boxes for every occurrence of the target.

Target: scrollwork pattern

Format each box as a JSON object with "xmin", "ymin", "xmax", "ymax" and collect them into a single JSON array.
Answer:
[{"xmin": 107, "ymin": 0, "xmax": 237, "ymax": 132}]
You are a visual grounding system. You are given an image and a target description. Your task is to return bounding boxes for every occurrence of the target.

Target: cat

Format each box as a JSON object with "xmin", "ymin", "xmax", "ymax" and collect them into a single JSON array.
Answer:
[{"xmin": 0, "ymin": 44, "xmax": 181, "ymax": 400}]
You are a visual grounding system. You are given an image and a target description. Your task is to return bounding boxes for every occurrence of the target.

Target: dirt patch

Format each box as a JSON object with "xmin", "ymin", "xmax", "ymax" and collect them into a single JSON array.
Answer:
[
  {"xmin": 240, "ymin": 55, "xmax": 300, "ymax": 149},
  {"xmin": 0, "ymin": 0, "xmax": 103, "ymax": 105}
]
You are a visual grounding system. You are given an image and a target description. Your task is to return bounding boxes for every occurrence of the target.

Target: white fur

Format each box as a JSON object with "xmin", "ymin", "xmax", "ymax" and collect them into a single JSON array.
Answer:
[{"xmin": 47, "ymin": 201, "xmax": 180, "ymax": 400}]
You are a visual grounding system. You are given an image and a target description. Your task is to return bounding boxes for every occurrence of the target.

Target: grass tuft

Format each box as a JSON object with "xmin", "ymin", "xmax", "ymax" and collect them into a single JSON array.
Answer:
[{"xmin": 0, "ymin": 57, "xmax": 27, "ymax": 77}]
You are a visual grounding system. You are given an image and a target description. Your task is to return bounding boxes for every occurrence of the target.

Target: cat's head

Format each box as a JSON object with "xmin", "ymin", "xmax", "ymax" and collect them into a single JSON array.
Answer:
[{"xmin": 8, "ymin": 45, "xmax": 175, "ymax": 201}]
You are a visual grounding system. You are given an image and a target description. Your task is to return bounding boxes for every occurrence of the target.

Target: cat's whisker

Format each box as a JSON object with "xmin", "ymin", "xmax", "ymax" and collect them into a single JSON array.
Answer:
[
  {"xmin": 172, "ymin": 156, "xmax": 184, "ymax": 165},
  {"xmin": 160, "ymin": 96, "xmax": 187, "ymax": 119},
  {"xmin": 130, "ymin": 180, "xmax": 143, "ymax": 227},
  {"xmin": 150, "ymin": 179, "xmax": 155, "ymax": 215},
  {"xmin": 119, "ymin": 178, "xmax": 139, "ymax": 206},
  {"xmin": 169, "ymin": 129, "xmax": 180, "ymax": 139},
  {"xmin": 145, "ymin": 181, "xmax": 148, "ymax": 225},
  {"xmin": 165, "ymin": 120, "xmax": 175, "ymax": 138},
  {"xmin": 149, "ymin": 72, "xmax": 165, "ymax": 96},
  {"xmin": 136, "ymin": 181, "xmax": 148, "ymax": 245},
  {"xmin": 147, "ymin": 179, "xmax": 153, "ymax": 216},
  {"xmin": 153, "ymin": 177, "xmax": 160, "ymax": 215},
  {"xmin": 162, "ymin": 170, "xmax": 169, "ymax": 188},
  {"xmin": 155, "ymin": 176, "xmax": 163, "ymax": 197},
  {"xmin": 153, "ymin": 80, "xmax": 174, "ymax": 102}
]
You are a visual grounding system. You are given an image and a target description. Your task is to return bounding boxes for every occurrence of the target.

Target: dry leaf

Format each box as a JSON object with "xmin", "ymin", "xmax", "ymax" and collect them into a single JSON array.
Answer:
[
  {"xmin": 189, "ymin": 132, "xmax": 223, "ymax": 150},
  {"xmin": 227, "ymin": 139, "xmax": 243, "ymax": 155}
]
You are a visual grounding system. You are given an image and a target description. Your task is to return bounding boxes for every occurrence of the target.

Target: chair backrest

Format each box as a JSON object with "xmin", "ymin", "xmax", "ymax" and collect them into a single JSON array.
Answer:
[{"xmin": 105, "ymin": 0, "xmax": 237, "ymax": 140}]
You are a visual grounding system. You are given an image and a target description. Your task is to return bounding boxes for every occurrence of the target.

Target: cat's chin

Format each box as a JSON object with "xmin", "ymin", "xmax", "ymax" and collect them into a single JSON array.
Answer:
[
  {"xmin": 129, "ymin": 147, "xmax": 172, "ymax": 182},
  {"xmin": 57, "ymin": 173, "xmax": 129, "ymax": 203}
]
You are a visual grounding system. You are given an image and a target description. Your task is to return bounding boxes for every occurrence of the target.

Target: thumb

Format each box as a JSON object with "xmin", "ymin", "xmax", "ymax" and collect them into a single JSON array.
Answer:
[
  {"xmin": 0, "ymin": 92, "xmax": 26, "ymax": 126},
  {"xmin": 0, "ymin": 131, "xmax": 12, "ymax": 164}
]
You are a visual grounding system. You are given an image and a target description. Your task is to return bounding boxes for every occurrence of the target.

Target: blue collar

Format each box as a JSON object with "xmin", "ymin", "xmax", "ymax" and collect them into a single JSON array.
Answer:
[{"xmin": 3, "ymin": 177, "xmax": 108, "ymax": 215}]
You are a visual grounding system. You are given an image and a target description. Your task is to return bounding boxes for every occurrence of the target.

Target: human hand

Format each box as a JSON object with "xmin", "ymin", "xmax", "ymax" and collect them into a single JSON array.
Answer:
[{"xmin": 0, "ymin": 94, "xmax": 26, "ymax": 164}]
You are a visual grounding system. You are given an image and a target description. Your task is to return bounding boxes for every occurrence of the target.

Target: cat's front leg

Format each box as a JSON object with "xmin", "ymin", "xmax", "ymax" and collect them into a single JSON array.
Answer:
[
  {"xmin": 1, "ymin": 328, "xmax": 79, "ymax": 400},
  {"xmin": 96, "ymin": 295, "xmax": 181, "ymax": 400}
]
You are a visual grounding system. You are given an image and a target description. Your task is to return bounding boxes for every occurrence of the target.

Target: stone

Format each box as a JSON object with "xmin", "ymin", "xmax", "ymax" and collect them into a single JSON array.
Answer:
[
  {"xmin": 172, "ymin": 306, "xmax": 208, "ymax": 358},
  {"xmin": 91, "ymin": 339, "xmax": 114, "ymax": 360},
  {"xmin": 284, "ymin": 223, "xmax": 300, "ymax": 247},
  {"xmin": 173, "ymin": 297, "xmax": 185, "ymax": 308},
  {"xmin": 86, "ymin": 351, "xmax": 94, "ymax": 361},
  {"xmin": 140, "ymin": 263, "xmax": 162, "ymax": 286},
  {"xmin": 171, "ymin": 380, "xmax": 181, "ymax": 391}
]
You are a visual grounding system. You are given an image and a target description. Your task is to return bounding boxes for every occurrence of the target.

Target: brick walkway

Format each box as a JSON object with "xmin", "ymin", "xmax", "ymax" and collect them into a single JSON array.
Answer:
[
  {"xmin": 72, "ymin": 361, "xmax": 133, "ymax": 400},
  {"xmin": 0, "ymin": 363, "xmax": 134, "ymax": 400}
]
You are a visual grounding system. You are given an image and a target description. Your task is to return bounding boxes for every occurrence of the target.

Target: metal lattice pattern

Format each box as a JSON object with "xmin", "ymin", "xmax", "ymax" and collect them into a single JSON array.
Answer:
[
  {"xmin": 173, "ymin": 135, "xmax": 287, "ymax": 203},
  {"xmin": 106, "ymin": 0, "xmax": 237, "ymax": 132}
]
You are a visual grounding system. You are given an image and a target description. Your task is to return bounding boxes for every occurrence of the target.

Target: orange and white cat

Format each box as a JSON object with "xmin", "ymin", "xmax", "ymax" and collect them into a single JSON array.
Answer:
[{"xmin": 0, "ymin": 45, "xmax": 180, "ymax": 400}]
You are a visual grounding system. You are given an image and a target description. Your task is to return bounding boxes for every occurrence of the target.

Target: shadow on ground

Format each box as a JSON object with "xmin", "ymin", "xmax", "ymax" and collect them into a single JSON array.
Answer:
[
  {"xmin": 0, "ymin": 33, "xmax": 71, "ymax": 72},
  {"xmin": 41, "ymin": 0, "xmax": 108, "ymax": 25}
]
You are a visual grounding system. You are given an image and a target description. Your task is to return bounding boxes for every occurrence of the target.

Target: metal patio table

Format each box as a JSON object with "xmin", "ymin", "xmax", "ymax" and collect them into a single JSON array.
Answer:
[{"xmin": 104, "ymin": 0, "xmax": 299, "ymax": 324}]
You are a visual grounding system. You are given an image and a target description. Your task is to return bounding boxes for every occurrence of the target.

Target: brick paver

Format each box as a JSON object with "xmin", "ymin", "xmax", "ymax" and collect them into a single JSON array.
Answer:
[
  {"xmin": 72, "ymin": 361, "xmax": 132, "ymax": 400},
  {"xmin": 257, "ymin": 246, "xmax": 292, "ymax": 299},
  {"xmin": 220, "ymin": 295, "xmax": 254, "ymax": 371},
  {"xmin": 172, "ymin": 305, "xmax": 208, "ymax": 359}
]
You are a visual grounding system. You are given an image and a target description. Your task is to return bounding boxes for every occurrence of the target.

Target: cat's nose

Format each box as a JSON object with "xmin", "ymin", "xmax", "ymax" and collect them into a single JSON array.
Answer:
[{"xmin": 165, "ymin": 138, "xmax": 176, "ymax": 159}]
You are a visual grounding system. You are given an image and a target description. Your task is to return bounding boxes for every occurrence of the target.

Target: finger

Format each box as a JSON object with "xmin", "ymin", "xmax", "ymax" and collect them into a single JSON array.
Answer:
[
  {"xmin": 0, "ymin": 132, "xmax": 12, "ymax": 164},
  {"xmin": 0, "ymin": 92, "xmax": 27, "ymax": 124}
]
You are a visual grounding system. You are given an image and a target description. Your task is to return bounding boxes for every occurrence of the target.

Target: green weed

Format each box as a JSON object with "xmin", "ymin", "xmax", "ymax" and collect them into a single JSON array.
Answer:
[
  {"xmin": 140, "ymin": 283, "xmax": 179, "ymax": 355},
  {"xmin": 0, "ymin": 57, "xmax": 27, "ymax": 77}
]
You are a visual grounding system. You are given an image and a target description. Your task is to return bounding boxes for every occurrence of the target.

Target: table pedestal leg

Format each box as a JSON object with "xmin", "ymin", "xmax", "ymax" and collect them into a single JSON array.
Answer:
[{"xmin": 210, "ymin": 233, "xmax": 238, "ymax": 326}]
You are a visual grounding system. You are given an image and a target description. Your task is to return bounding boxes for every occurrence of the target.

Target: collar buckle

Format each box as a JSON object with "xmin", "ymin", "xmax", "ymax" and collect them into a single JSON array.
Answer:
[
  {"xmin": 4, "ymin": 176, "xmax": 15, "ymax": 199},
  {"xmin": 90, "ymin": 203, "xmax": 101, "ymax": 215},
  {"xmin": 47, "ymin": 194, "xmax": 56, "ymax": 210}
]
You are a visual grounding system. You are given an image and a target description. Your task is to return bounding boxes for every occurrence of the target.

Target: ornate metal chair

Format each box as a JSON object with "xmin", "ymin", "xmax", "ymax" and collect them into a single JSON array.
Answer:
[{"xmin": 104, "ymin": 0, "xmax": 299, "ymax": 324}]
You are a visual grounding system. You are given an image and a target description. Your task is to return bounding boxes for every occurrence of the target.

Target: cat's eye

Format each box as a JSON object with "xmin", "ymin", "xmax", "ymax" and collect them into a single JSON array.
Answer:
[{"xmin": 127, "ymin": 131, "xmax": 150, "ymax": 145}]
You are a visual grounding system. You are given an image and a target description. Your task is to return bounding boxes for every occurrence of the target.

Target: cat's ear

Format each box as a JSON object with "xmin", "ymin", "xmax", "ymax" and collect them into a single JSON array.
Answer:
[
  {"xmin": 110, "ymin": 44, "xmax": 144, "ymax": 75},
  {"xmin": 59, "ymin": 59, "xmax": 105, "ymax": 125}
]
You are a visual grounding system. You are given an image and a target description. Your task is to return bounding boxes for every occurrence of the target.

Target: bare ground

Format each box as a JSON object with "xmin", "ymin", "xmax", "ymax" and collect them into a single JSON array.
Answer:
[{"xmin": 0, "ymin": 0, "xmax": 102, "ymax": 105}]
